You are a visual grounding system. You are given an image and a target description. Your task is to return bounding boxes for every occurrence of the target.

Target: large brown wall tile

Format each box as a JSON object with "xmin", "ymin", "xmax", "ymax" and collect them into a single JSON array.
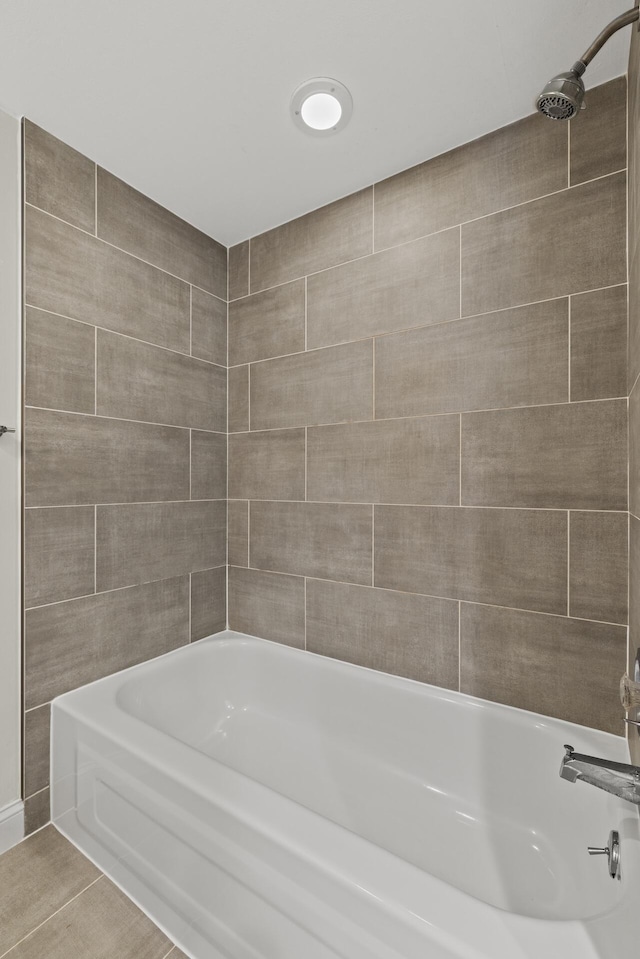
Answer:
[
  {"xmin": 374, "ymin": 112, "xmax": 567, "ymax": 250},
  {"xmin": 190, "ymin": 430, "xmax": 226, "ymax": 500},
  {"xmin": 629, "ymin": 517, "xmax": 640, "ymax": 755},
  {"xmin": 229, "ymin": 240, "xmax": 249, "ymax": 300},
  {"xmin": 306, "ymin": 579, "xmax": 459, "ymax": 687},
  {"xmin": 228, "ymin": 279, "xmax": 305, "ymax": 365},
  {"xmin": 26, "ymin": 205, "xmax": 191, "ymax": 353},
  {"xmin": 191, "ymin": 566, "xmax": 226, "ymax": 640},
  {"xmin": 25, "ymin": 308, "xmax": 95, "ymax": 414},
  {"xmin": 250, "ymin": 501, "xmax": 372, "ymax": 585},
  {"xmin": 96, "ymin": 330, "xmax": 226, "ymax": 431},
  {"xmin": 570, "ymin": 286, "xmax": 627, "ymax": 401},
  {"xmin": 24, "ymin": 506, "xmax": 94, "ymax": 608},
  {"xmin": 307, "ymin": 416, "xmax": 459, "ymax": 505},
  {"xmin": 630, "ymin": 380, "xmax": 640, "ymax": 520},
  {"xmin": 24, "ymin": 121, "xmax": 95, "ymax": 232},
  {"xmin": 570, "ymin": 77, "xmax": 627, "ymax": 186},
  {"xmin": 23, "ymin": 705, "xmax": 51, "ymax": 798},
  {"xmin": 375, "ymin": 299, "xmax": 568, "ymax": 418},
  {"xmin": 306, "ymin": 229, "xmax": 460, "ymax": 348},
  {"xmin": 229, "ymin": 365, "xmax": 249, "ymax": 432},
  {"xmin": 191, "ymin": 287, "xmax": 227, "ymax": 366},
  {"xmin": 25, "ymin": 408, "xmax": 190, "ymax": 507},
  {"xmin": 96, "ymin": 168, "xmax": 226, "ymax": 296},
  {"xmin": 25, "ymin": 408, "xmax": 189, "ymax": 507},
  {"xmin": 630, "ymin": 242, "xmax": 640, "ymax": 391},
  {"xmin": 569, "ymin": 511, "xmax": 628, "ymax": 624},
  {"xmin": 228, "ymin": 501, "xmax": 249, "ymax": 567},
  {"xmin": 96, "ymin": 500, "xmax": 226, "ymax": 591},
  {"xmin": 228, "ymin": 566, "xmax": 305, "ymax": 647},
  {"xmin": 461, "ymin": 400, "xmax": 627, "ymax": 510},
  {"xmin": 250, "ymin": 340, "xmax": 373, "ymax": 430},
  {"xmin": 250, "ymin": 188, "xmax": 373, "ymax": 292},
  {"xmin": 25, "ymin": 576, "xmax": 190, "ymax": 708},
  {"xmin": 461, "ymin": 172, "xmax": 626, "ymax": 315},
  {"xmin": 229, "ymin": 429, "xmax": 305, "ymax": 501},
  {"xmin": 374, "ymin": 506, "xmax": 567, "ymax": 613},
  {"xmin": 460, "ymin": 603, "xmax": 626, "ymax": 733}
]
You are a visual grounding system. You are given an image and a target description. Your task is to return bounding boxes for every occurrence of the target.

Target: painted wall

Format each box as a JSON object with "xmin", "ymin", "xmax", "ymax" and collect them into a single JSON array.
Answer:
[
  {"xmin": 0, "ymin": 108, "xmax": 22, "ymax": 819},
  {"xmin": 227, "ymin": 78, "xmax": 629, "ymax": 738},
  {"xmin": 22, "ymin": 122, "xmax": 228, "ymax": 835}
]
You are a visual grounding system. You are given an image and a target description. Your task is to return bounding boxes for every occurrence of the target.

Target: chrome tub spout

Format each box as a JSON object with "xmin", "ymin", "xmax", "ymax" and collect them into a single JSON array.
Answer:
[{"xmin": 560, "ymin": 745, "xmax": 640, "ymax": 805}]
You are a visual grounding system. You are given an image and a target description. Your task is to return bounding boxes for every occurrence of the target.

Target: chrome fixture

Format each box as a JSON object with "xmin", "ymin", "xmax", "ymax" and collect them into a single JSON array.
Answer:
[
  {"xmin": 560, "ymin": 745, "xmax": 640, "ymax": 805},
  {"xmin": 587, "ymin": 830, "xmax": 621, "ymax": 880},
  {"xmin": 537, "ymin": 6, "xmax": 640, "ymax": 119},
  {"xmin": 0, "ymin": 425, "xmax": 16, "ymax": 438}
]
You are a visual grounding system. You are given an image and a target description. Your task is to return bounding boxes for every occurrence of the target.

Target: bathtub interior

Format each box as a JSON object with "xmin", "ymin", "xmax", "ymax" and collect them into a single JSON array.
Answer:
[{"xmin": 113, "ymin": 634, "xmax": 635, "ymax": 922}]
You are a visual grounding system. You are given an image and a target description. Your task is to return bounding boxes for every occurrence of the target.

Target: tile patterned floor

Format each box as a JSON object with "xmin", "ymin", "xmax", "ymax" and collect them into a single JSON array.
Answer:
[{"xmin": 0, "ymin": 826, "xmax": 187, "ymax": 958}]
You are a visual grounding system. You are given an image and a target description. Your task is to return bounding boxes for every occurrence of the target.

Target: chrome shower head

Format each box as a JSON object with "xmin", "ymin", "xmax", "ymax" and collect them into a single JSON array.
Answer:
[
  {"xmin": 536, "ymin": 6, "xmax": 639, "ymax": 121},
  {"xmin": 536, "ymin": 67, "xmax": 585, "ymax": 121}
]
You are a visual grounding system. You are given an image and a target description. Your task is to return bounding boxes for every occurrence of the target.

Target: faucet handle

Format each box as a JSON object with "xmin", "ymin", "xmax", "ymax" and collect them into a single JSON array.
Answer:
[{"xmin": 587, "ymin": 846, "xmax": 609, "ymax": 855}]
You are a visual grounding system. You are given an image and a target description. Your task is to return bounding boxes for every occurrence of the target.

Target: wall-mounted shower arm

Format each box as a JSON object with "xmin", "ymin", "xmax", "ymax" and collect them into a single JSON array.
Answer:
[
  {"xmin": 576, "ymin": 6, "xmax": 639, "ymax": 72},
  {"xmin": 537, "ymin": 6, "xmax": 639, "ymax": 119}
]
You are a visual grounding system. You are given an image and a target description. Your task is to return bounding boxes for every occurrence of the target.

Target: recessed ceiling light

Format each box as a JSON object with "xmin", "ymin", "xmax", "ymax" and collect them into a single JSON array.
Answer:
[{"xmin": 291, "ymin": 78, "xmax": 352, "ymax": 136}]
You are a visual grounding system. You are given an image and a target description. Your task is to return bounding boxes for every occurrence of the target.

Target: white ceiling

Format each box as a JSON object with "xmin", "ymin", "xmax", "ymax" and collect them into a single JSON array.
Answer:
[{"xmin": 0, "ymin": 0, "xmax": 632, "ymax": 246}]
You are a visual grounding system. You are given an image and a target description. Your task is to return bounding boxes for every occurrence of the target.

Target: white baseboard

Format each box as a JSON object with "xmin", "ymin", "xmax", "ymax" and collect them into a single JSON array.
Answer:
[{"xmin": 0, "ymin": 800, "xmax": 24, "ymax": 855}]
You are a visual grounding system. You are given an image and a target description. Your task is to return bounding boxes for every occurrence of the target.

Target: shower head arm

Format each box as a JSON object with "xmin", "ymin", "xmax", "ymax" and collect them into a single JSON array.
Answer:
[{"xmin": 576, "ymin": 6, "xmax": 639, "ymax": 72}]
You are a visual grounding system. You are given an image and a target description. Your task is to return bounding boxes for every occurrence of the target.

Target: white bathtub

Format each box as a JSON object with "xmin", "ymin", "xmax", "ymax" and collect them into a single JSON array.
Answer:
[{"xmin": 51, "ymin": 631, "xmax": 640, "ymax": 959}]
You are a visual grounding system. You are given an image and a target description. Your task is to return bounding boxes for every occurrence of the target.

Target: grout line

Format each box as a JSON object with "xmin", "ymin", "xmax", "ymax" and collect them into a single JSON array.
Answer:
[
  {"xmin": 26, "ymin": 499, "xmax": 226, "ymax": 514},
  {"xmin": 567, "ymin": 298, "xmax": 571, "ymax": 401},
  {"xmin": 25, "ymin": 499, "xmax": 627, "ymax": 519},
  {"xmin": 304, "ymin": 276, "xmax": 308, "ymax": 351},
  {"xmin": 567, "ymin": 511, "xmax": 571, "ymax": 616},
  {"xmin": 94, "ymin": 504, "xmax": 97, "ymax": 594},
  {"xmin": 25, "ymin": 404, "xmax": 226, "ymax": 434},
  {"xmin": 459, "ymin": 414, "xmax": 462, "ymax": 506},
  {"xmin": 24, "ymin": 302, "xmax": 226, "ymax": 369},
  {"xmin": 458, "ymin": 601, "xmax": 462, "ymax": 691},
  {"xmin": 225, "ymin": 282, "xmax": 628, "ymax": 369},
  {"xmin": 372, "ymin": 182, "xmax": 376, "ymax": 254},
  {"xmin": 372, "ymin": 338, "xmax": 376, "ymax": 420},
  {"xmin": 231, "ymin": 565, "xmax": 628, "ymax": 628},
  {"xmin": 247, "ymin": 501, "xmax": 251, "ymax": 567},
  {"xmin": 459, "ymin": 225, "xmax": 462, "ymax": 317},
  {"xmin": 224, "ymin": 394, "xmax": 628, "ymax": 436},
  {"xmin": 26, "ymin": 203, "xmax": 227, "ymax": 301},
  {"xmin": 371, "ymin": 505, "xmax": 375, "ymax": 587},
  {"xmin": 0, "ymin": 875, "xmax": 104, "ymax": 959},
  {"xmin": 234, "ymin": 168, "xmax": 626, "ymax": 297},
  {"xmin": 24, "ymin": 568, "xmax": 225, "ymax": 614}
]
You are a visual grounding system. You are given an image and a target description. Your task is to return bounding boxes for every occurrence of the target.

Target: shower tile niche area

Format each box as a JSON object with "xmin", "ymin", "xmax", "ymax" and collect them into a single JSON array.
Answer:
[
  {"xmin": 22, "ymin": 121, "xmax": 228, "ymax": 835},
  {"xmin": 227, "ymin": 76, "xmax": 629, "ymax": 737}
]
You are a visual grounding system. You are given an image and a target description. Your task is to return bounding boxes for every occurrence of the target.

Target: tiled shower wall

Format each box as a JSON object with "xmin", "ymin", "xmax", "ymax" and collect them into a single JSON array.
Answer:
[
  {"xmin": 22, "ymin": 122, "xmax": 227, "ymax": 835},
  {"xmin": 629, "ymin": 31, "xmax": 640, "ymax": 765},
  {"xmin": 228, "ymin": 77, "xmax": 629, "ymax": 738}
]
